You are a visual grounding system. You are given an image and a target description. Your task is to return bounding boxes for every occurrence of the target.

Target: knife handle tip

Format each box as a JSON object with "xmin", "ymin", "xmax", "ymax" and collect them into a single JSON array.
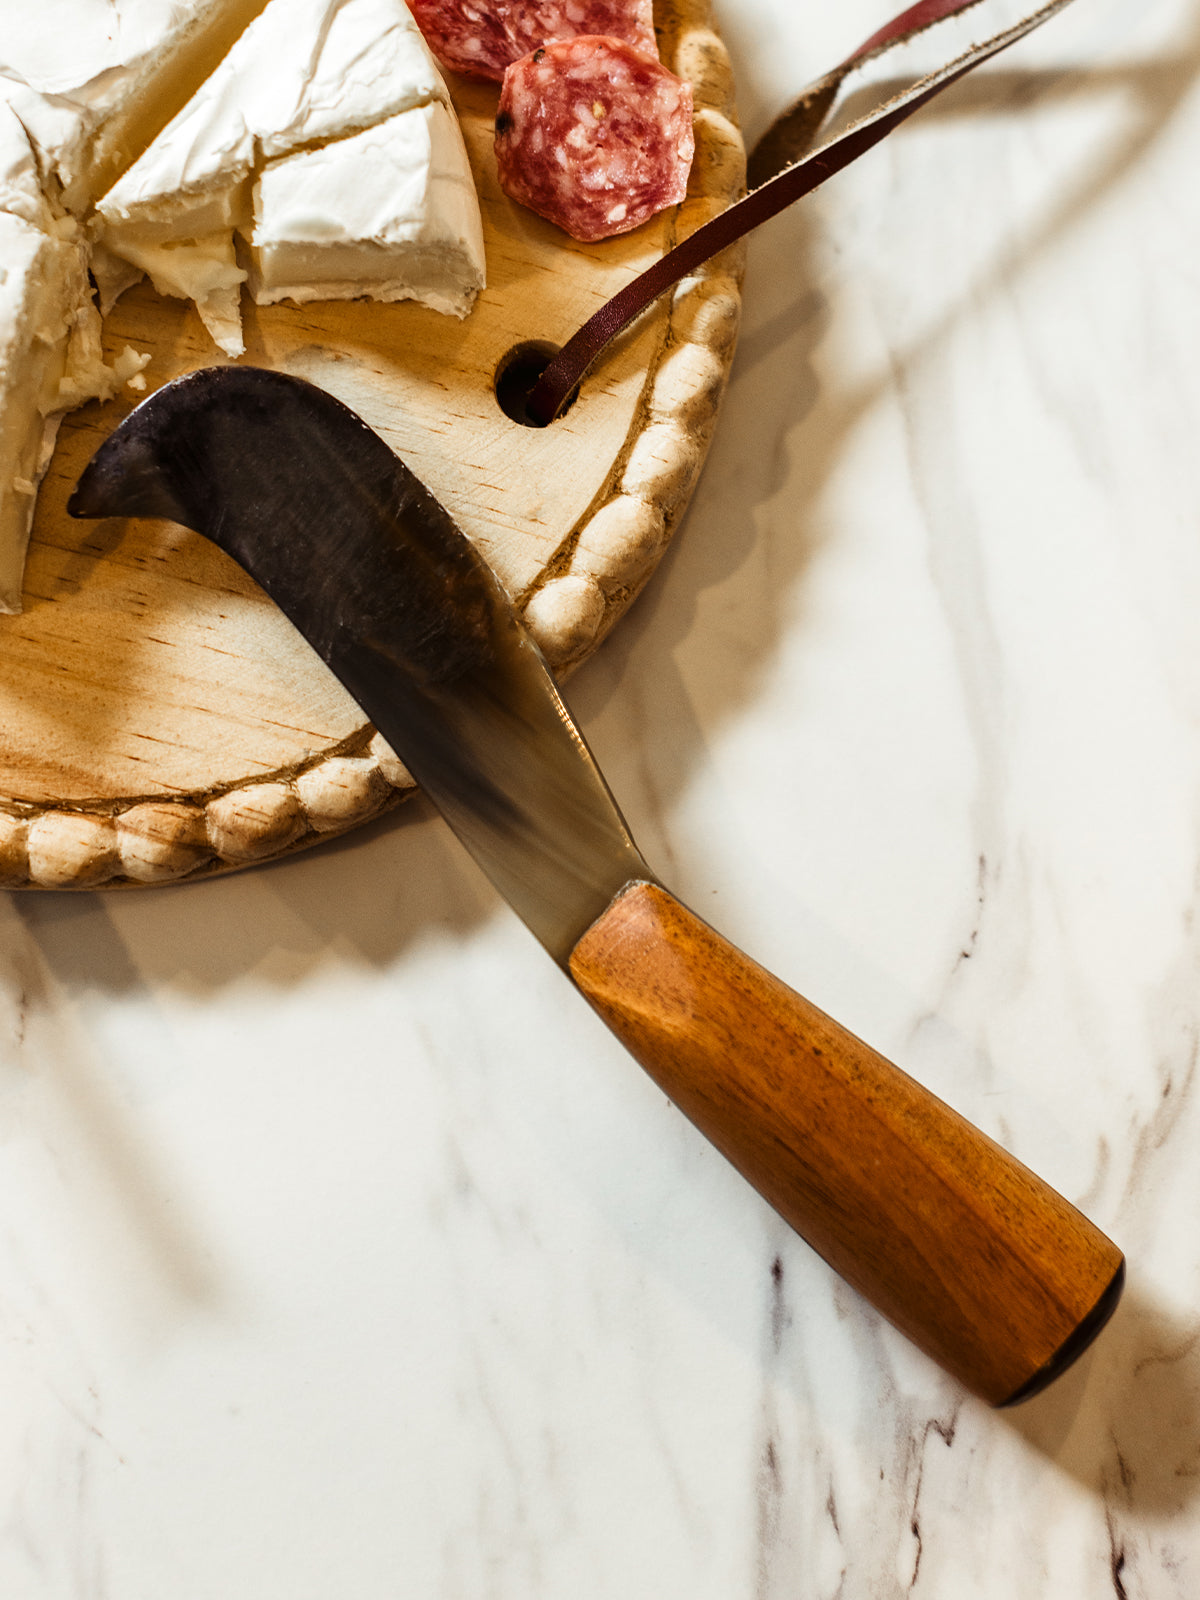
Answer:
[{"xmin": 569, "ymin": 881, "xmax": 1124, "ymax": 1406}]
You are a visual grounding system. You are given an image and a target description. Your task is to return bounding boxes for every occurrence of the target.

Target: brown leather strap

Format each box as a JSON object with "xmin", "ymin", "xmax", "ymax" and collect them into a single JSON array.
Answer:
[
  {"xmin": 525, "ymin": 0, "xmax": 1080, "ymax": 426},
  {"xmin": 854, "ymin": 0, "xmax": 994, "ymax": 60}
]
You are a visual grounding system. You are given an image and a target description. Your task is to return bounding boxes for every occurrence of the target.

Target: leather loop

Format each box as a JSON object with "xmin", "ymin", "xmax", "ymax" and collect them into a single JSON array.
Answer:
[{"xmin": 525, "ymin": 0, "xmax": 1080, "ymax": 426}]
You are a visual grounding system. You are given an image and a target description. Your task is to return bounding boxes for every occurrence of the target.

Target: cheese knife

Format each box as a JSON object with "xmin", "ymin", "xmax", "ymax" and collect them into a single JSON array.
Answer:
[{"xmin": 69, "ymin": 367, "xmax": 1124, "ymax": 1405}]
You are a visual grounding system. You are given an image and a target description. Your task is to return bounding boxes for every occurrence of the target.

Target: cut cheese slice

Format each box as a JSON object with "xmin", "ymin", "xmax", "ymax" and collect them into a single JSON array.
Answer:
[
  {"xmin": 97, "ymin": 0, "xmax": 485, "ymax": 353},
  {"xmin": 99, "ymin": 229, "xmax": 249, "ymax": 357},
  {"xmin": 0, "ymin": 0, "xmax": 271, "ymax": 212},
  {"xmin": 100, "ymin": 0, "xmax": 446, "ymax": 226},
  {"xmin": 0, "ymin": 0, "xmax": 271, "ymax": 613},
  {"xmin": 250, "ymin": 101, "xmax": 485, "ymax": 316},
  {"xmin": 0, "ymin": 0, "xmax": 486, "ymax": 611}
]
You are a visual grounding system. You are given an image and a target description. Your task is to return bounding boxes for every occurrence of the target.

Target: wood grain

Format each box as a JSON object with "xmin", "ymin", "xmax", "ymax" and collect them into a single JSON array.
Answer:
[
  {"xmin": 569, "ymin": 882, "xmax": 1125, "ymax": 1405},
  {"xmin": 0, "ymin": 0, "xmax": 744, "ymax": 887}
]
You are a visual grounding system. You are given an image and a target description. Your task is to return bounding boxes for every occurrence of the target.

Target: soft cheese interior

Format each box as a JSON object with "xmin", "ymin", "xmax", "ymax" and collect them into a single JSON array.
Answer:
[{"xmin": 97, "ymin": 0, "xmax": 487, "ymax": 355}]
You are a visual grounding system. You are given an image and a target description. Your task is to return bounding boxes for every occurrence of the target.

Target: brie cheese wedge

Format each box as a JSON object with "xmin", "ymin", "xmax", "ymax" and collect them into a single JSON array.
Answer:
[
  {"xmin": 0, "ymin": 0, "xmax": 486, "ymax": 611},
  {"xmin": 0, "ymin": 0, "xmax": 270, "ymax": 212},
  {"xmin": 97, "ymin": 0, "xmax": 485, "ymax": 353},
  {"xmin": 250, "ymin": 100, "xmax": 485, "ymax": 318}
]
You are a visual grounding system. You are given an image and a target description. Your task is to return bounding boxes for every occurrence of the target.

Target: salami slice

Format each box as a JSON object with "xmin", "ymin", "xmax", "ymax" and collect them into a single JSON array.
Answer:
[
  {"xmin": 499, "ymin": 1, "xmax": 656, "ymax": 66},
  {"xmin": 410, "ymin": 0, "xmax": 657, "ymax": 82},
  {"xmin": 408, "ymin": 0, "xmax": 516, "ymax": 79},
  {"xmin": 494, "ymin": 36, "xmax": 694, "ymax": 242}
]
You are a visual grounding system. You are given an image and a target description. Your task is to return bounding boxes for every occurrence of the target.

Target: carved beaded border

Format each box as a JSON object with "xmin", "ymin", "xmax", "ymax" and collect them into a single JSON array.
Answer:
[{"xmin": 3, "ymin": 0, "xmax": 745, "ymax": 891}]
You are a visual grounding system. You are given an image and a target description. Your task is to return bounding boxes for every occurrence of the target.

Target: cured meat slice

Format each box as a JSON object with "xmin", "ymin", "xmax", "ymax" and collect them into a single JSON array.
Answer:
[
  {"xmin": 410, "ymin": 0, "xmax": 656, "ymax": 82},
  {"xmin": 501, "ymin": 1, "xmax": 656, "ymax": 67},
  {"xmin": 494, "ymin": 36, "xmax": 693, "ymax": 242},
  {"xmin": 407, "ymin": 0, "xmax": 513, "ymax": 80}
]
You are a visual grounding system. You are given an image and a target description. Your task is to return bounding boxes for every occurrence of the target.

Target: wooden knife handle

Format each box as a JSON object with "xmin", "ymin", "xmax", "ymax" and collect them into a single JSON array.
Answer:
[{"xmin": 568, "ymin": 881, "xmax": 1124, "ymax": 1405}]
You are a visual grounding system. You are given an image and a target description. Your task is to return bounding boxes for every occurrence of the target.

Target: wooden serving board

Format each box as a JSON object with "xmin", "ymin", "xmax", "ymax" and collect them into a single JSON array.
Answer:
[{"xmin": 0, "ymin": 0, "xmax": 745, "ymax": 889}]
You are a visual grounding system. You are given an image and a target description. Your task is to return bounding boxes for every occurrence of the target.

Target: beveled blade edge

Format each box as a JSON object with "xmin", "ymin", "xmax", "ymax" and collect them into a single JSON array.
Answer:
[{"xmin": 71, "ymin": 367, "xmax": 656, "ymax": 961}]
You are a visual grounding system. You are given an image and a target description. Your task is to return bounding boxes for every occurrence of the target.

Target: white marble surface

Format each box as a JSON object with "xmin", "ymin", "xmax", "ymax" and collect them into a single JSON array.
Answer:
[{"xmin": 4, "ymin": 0, "xmax": 1200, "ymax": 1592}]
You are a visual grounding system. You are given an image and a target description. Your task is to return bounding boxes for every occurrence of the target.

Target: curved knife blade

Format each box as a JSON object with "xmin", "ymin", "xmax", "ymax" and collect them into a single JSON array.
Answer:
[
  {"xmin": 68, "ymin": 367, "xmax": 1124, "ymax": 1406},
  {"xmin": 67, "ymin": 366, "xmax": 654, "ymax": 965}
]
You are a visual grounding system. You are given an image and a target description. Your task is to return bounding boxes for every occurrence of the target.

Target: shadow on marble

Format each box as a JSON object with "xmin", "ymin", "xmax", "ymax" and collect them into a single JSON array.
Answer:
[
  {"xmin": 836, "ymin": 49, "xmax": 1200, "ymax": 135},
  {"xmin": 574, "ymin": 12, "xmax": 1200, "ymax": 810},
  {"xmin": 1, "ymin": 0, "xmax": 1192, "ymax": 1001},
  {"xmin": 1005, "ymin": 1278, "xmax": 1200, "ymax": 1516},
  {"xmin": 0, "ymin": 929, "xmax": 224, "ymax": 1326},
  {"xmin": 8, "ymin": 792, "xmax": 499, "ymax": 994},
  {"xmin": 17, "ymin": 14, "xmax": 1190, "ymax": 1003}
]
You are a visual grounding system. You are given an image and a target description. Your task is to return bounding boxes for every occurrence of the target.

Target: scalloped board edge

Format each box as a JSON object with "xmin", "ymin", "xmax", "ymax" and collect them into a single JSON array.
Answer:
[{"xmin": 3, "ymin": 0, "xmax": 745, "ymax": 890}]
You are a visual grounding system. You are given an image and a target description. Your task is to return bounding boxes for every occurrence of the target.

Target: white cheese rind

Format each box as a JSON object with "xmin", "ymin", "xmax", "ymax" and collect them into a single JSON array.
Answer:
[
  {"xmin": 0, "ymin": 0, "xmax": 209, "ymax": 96},
  {"xmin": 98, "ymin": 0, "xmax": 486, "ymax": 345},
  {"xmin": 0, "ymin": 0, "xmax": 256, "ymax": 612},
  {"xmin": 0, "ymin": 0, "xmax": 268, "ymax": 210},
  {"xmin": 0, "ymin": 98, "xmax": 54, "ymax": 228},
  {"xmin": 250, "ymin": 101, "xmax": 485, "ymax": 317},
  {"xmin": 0, "ymin": 103, "xmax": 149, "ymax": 612},
  {"xmin": 99, "ymin": 0, "xmax": 447, "ymax": 230},
  {"xmin": 0, "ymin": 0, "xmax": 485, "ymax": 610}
]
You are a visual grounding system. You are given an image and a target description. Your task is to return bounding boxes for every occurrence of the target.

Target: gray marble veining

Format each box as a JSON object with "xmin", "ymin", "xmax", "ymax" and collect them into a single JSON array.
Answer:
[{"xmin": 2, "ymin": 0, "xmax": 1199, "ymax": 1593}]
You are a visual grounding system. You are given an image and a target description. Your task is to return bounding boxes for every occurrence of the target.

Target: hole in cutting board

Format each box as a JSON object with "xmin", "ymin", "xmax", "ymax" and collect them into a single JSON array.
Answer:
[{"xmin": 494, "ymin": 341, "xmax": 578, "ymax": 427}]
